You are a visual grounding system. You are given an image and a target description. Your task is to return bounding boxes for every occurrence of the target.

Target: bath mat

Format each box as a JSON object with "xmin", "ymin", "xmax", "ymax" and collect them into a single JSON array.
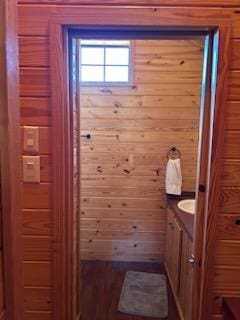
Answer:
[{"xmin": 118, "ymin": 271, "xmax": 168, "ymax": 318}]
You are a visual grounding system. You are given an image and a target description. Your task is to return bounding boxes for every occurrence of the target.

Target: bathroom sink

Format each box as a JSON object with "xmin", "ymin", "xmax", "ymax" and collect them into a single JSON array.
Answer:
[{"xmin": 177, "ymin": 199, "xmax": 195, "ymax": 214}]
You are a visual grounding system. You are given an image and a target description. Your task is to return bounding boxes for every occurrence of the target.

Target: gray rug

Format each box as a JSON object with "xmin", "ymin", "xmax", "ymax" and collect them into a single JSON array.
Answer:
[{"xmin": 118, "ymin": 271, "xmax": 168, "ymax": 318}]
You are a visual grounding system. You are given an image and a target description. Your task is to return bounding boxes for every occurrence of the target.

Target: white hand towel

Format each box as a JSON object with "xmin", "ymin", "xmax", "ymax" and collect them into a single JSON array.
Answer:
[{"xmin": 165, "ymin": 158, "xmax": 182, "ymax": 195}]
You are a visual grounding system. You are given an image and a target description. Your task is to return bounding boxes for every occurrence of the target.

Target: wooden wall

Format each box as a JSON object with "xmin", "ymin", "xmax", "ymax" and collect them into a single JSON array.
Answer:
[
  {"xmin": 79, "ymin": 39, "xmax": 203, "ymax": 261},
  {"xmin": 17, "ymin": 1, "xmax": 240, "ymax": 319},
  {"xmin": 0, "ymin": 193, "xmax": 5, "ymax": 320}
]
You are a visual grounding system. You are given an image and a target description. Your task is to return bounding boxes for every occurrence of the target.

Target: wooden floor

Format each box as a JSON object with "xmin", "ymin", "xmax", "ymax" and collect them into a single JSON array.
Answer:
[{"xmin": 80, "ymin": 261, "xmax": 180, "ymax": 320}]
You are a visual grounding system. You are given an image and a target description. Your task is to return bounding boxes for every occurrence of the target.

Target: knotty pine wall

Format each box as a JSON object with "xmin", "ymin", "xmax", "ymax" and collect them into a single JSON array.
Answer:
[
  {"xmin": 79, "ymin": 39, "xmax": 203, "ymax": 261},
  {"xmin": 17, "ymin": 2, "xmax": 240, "ymax": 319},
  {"xmin": 0, "ymin": 196, "xmax": 5, "ymax": 319}
]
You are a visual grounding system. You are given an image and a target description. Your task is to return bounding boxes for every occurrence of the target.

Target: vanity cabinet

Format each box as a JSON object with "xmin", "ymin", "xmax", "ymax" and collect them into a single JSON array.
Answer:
[{"xmin": 165, "ymin": 207, "xmax": 193, "ymax": 320}]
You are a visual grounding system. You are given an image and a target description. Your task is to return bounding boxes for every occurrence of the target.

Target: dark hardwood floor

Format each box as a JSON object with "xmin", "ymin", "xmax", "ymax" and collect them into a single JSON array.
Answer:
[{"xmin": 80, "ymin": 261, "xmax": 180, "ymax": 320}]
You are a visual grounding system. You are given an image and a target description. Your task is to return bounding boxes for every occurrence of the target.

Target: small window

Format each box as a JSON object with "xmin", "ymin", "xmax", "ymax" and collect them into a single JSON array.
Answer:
[{"xmin": 79, "ymin": 40, "xmax": 132, "ymax": 86}]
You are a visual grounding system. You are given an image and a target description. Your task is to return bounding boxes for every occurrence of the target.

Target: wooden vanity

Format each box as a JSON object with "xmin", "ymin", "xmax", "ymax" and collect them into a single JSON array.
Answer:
[{"xmin": 165, "ymin": 198, "xmax": 194, "ymax": 320}]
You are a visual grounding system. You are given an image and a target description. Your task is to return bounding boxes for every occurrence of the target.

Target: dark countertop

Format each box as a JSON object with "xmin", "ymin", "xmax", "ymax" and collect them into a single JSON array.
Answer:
[{"xmin": 167, "ymin": 197, "xmax": 194, "ymax": 241}]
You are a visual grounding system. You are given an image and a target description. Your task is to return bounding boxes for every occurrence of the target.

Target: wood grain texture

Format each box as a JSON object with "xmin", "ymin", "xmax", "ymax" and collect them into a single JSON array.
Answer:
[
  {"xmin": 231, "ymin": 40, "xmax": 240, "ymax": 70},
  {"xmin": 215, "ymin": 240, "xmax": 240, "ymax": 266},
  {"xmin": 20, "ymin": 68, "xmax": 50, "ymax": 97},
  {"xmin": 228, "ymin": 71, "xmax": 240, "ymax": 100},
  {"xmin": 17, "ymin": 2, "xmax": 237, "ymax": 319},
  {"xmin": 17, "ymin": 6, "xmax": 233, "ymax": 37},
  {"xmin": 20, "ymin": 98, "xmax": 51, "ymax": 126},
  {"xmin": 16, "ymin": 0, "xmax": 240, "ymax": 6},
  {"xmin": 80, "ymin": 261, "xmax": 180, "ymax": 319},
  {"xmin": 24, "ymin": 311, "xmax": 53, "ymax": 320},
  {"xmin": 23, "ymin": 236, "xmax": 52, "ymax": 261},
  {"xmin": 0, "ymin": 0, "xmax": 24, "ymax": 318},
  {"xmin": 219, "ymin": 188, "xmax": 240, "ymax": 213},
  {"xmin": 24, "ymin": 287, "xmax": 52, "ymax": 311},
  {"xmin": 221, "ymin": 160, "xmax": 240, "ymax": 186},
  {"xmin": 22, "ymin": 210, "xmax": 52, "ymax": 235},
  {"xmin": 19, "ymin": 37, "xmax": 49, "ymax": 67},
  {"xmin": 0, "ymin": 254, "xmax": 4, "ymax": 315},
  {"xmin": 213, "ymin": 266, "xmax": 240, "ymax": 293},
  {"xmin": 217, "ymin": 214, "xmax": 240, "ymax": 240},
  {"xmin": 225, "ymin": 101, "xmax": 240, "ymax": 130},
  {"xmin": 80, "ymin": 39, "xmax": 202, "ymax": 261},
  {"xmin": 21, "ymin": 183, "xmax": 52, "ymax": 209},
  {"xmin": 23, "ymin": 262, "xmax": 52, "ymax": 286},
  {"xmin": 223, "ymin": 131, "xmax": 240, "ymax": 159}
]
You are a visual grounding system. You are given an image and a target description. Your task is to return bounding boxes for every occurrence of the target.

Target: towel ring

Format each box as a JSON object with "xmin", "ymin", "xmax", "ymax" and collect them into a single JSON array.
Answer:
[{"xmin": 167, "ymin": 147, "xmax": 181, "ymax": 160}]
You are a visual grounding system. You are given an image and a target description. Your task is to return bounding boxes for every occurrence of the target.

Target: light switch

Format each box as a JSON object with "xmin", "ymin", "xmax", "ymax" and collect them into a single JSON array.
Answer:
[
  {"xmin": 23, "ymin": 156, "xmax": 40, "ymax": 183},
  {"xmin": 23, "ymin": 126, "xmax": 39, "ymax": 153}
]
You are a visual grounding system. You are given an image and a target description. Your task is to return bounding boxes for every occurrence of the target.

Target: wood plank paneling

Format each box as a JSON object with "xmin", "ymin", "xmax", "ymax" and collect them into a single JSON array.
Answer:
[
  {"xmin": 81, "ymin": 141, "xmax": 198, "ymax": 155},
  {"xmin": 80, "ymin": 107, "xmax": 200, "ymax": 120},
  {"xmin": 24, "ymin": 311, "xmax": 53, "ymax": 320},
  {"xmin": 219, "ymin": 188, "xmax": 240, "ymax": 213},
  {"xmin": 80, "ymin": 250, "xmax": 163, "ymax": 262},
  {"xmin": 223, "ymin": 131, "xmax": 240, "ymax": 159},
  {"xmin": 39, "ymin": 156, "xmax": 52, "ymax": 182},
  {"xmin": 215, "ymin": 240, "xmax": 240, "ymax": 267},
  {"xmin": 231, "ymin": 40, "xmax": 240, "ymax": 70},
  {"xmin": 228, "ymin": 71, "xmax": 240, "ymax": 100},
  {"xmin": 17, "ymin": 2, "xmax": 240, "ymax": 318},
  {"xmin": 81, "ymin": 229, "xmax": 165, "ymax": 241},
  {"xmin": 81, "ymin": 118, "xmax": 199, "ymax": 131},
  {"xmin": 20, "ymin": 98, "xmax": 51, "ymax": 126},
  {"xmin": 225, "ymin": 101, "xmax": 240, "ymax": 130},
  {"xmin": 21, "ymin": 183, "xmax": 51, "ymax": 209},
  {"xmin": 81, "ymin": 153, "xmax": 197, "ymax": 165},
  {"xmin": 80, "ymin": 94, "xmax": 201, "ymax": 108},
  {"xmin": 22, "ymin": 210, "xmax": 52, "ymax": 235},
  {"xmin": 80, "ymin": 207, "xmax": 165, "ymax": 220},
  {"xmin": 24, "ymin": 287, "xmax": 52, "ymax": 311},
  {"xmin": 0, "ymin": 254, "xmax": 4, "ymax": 314},
  {"xmin": 81, "ymin": 218, "xmax": 166, "ymax": 232},
  {"xmin": 23, "ymin": 262, "xmax": 52, "ymax": 286},
  {"xmin": 80, "ymin": 39, "xmax": 203, "ymax": 261},
  {"xmin": 80, "ymin": 239, "xmax": 164, "ymax": 253},
  {"xmin": 16, "ymin": 0, "xmax": 240, "ymax": 6},
  {"xmin": 20, "ymin": 68, "xmax": 50, "ymax": 97},
  {"xmin": 217, "ymin": 215, "xmax": 240, "ymax": 240},
  {"xmin": 17, "ymin": 6, "xmax": 237, "ymax": 37},
  {"xmin": 23, "ymin": 236, "xmax": 52, "ymax": 261},
  {"xmin": 222, "ymin": 160, "xmax": 240, "ymax": 187},
  {"xmin": 213, "ymin": 267, "xmax": 240, "ymax": 293},
  {"xmin": 19, "ymin": 37, "xmax": 49, "ymax": 67}
]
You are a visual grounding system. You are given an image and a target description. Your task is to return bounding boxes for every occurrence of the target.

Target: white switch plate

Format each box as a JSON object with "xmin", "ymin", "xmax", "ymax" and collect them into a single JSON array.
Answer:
[
  {"xmin": 22, "ymin": 156, "xmax": 40, "ymax": 183},
  {"xmin": 23, "ymin": 126, "xmax": 39, "ymax": 153}
]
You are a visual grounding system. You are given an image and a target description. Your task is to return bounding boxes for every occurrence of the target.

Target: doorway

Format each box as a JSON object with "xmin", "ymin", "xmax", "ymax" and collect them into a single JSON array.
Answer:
[
  {"xmin": 50, "ymin": 7, "xmax": 230, "ymax": 319},
  {"xmin": 69, "ymin": 29, "xmax": 210, "ymax": 320}
]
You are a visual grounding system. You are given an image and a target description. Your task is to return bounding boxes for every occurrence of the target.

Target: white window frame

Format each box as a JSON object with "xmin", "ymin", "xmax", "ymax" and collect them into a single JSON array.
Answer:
[{"xmin": 79, "ymin": 40, "xmax": 134, "ymax": 87}]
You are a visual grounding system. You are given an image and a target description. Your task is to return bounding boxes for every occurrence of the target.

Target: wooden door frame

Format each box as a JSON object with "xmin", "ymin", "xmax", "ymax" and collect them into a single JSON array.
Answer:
[
  {"xmin": 0, "ymin": 0, "xmax": 24, "ymax": 319},
  {"xmin": 50, "ymin": 6, "xmax": 231, "ymax": 320}
]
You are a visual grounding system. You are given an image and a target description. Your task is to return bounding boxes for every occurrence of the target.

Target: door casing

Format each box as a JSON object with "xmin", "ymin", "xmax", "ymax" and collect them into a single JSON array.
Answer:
[{"xmin": 49, "ymin": 6, "xmax": 231, "ymax": 320}]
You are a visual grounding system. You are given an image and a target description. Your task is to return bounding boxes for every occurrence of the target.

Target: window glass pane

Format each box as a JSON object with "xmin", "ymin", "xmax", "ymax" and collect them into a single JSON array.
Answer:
[
  {"xmin": 105, "ymin": 66, "xmax": 129, "ymax": 82},
  {"xmin": 81, "ymin": 47, "xmax": 104, "ymax": 65},
  {"xmin": 81, "ymin": 66, "xmax": 104, "ymax": 82},
  {"xmin": 105, "ymin": 48, "xmax": 130, "ymax": 65}
]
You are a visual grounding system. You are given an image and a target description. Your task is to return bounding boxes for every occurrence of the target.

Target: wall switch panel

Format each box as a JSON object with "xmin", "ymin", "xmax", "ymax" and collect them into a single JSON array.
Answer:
[
  {"xmin": 23, "ymin": 126, "xmax": 39, "ymax": 153},
  {"xmin": 23, "ymin": 156, "xmax": 40, "ymax": 183}
]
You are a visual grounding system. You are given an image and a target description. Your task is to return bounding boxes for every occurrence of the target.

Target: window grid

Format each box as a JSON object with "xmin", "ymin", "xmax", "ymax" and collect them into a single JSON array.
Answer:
[{"xmin": 80, "ymin": 44, "xmax": 131, "ymax": 85}]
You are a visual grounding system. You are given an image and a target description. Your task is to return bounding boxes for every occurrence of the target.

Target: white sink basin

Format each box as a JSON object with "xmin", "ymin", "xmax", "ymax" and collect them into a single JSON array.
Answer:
[{"xmin": 177, "ymin": 199, "xmax": 195, "ymax": 214}]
